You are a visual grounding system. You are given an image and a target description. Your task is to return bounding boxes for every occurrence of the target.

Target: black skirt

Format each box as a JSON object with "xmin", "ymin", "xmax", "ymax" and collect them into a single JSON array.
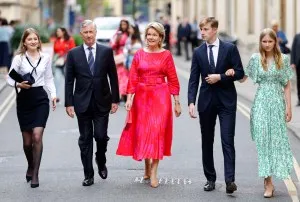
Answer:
[{"xmin": 16, "ymin": 87, "xmax": 50, "ymax": 132}]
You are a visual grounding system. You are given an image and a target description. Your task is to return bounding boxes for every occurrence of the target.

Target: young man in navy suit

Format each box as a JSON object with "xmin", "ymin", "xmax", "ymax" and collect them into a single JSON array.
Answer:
[
  {"xmin": 188, "ymin": 17, "xmax": 244, "ymax": 194},
  {"xmin": 65, "ymin": 20, "xmax": 119, "ymax": 186}
]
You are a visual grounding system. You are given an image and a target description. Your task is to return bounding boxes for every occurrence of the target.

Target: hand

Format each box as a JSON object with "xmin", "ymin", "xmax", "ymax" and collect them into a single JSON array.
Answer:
[
  {"xmin": 189, "ymin": 103, "xmax": 197, "ymax": 118},
  {"xmin": 225, "ymin": 69, "xmax": 235, "ymax": 77},
  {"xmin": 125, "ymin": 99, "xmax": 133, "ymax": 111},
  {"xmin": 66, "ymin": 106, "xmax": 75, "ymax": 118},
  {"xmin": 52, "ymin": 98, "xmax": 57, "ymax": 111},
  {"xmin": 110, "ymin": 103, "xmax": 118, "ymax": 114},
  {"xmin": 291, "ymin": 64, "xmax": 296, "ymax": 70},
  {"xmin": 205, "ymin": 74, "xmax": 221, "ymax": 84},
  {"xmin": 174, "ymin": 102, "xmax": 181, "ymax": 117},
  {"xmin": 286, "ymin": 108, "xmax": 292, "ymax": 122},
  {"xmin": 17, "ymin": 81, "xmax": 31, "ymax": 89}
]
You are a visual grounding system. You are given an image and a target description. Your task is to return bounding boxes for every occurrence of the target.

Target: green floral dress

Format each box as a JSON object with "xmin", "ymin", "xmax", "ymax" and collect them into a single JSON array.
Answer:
[{"xmin": 245, "ymin": 53, "xmax": 293, "ymax": 179}]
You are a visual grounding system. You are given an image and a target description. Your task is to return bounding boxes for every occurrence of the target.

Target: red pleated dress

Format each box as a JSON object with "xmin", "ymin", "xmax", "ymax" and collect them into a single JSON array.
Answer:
[{"xmin": 116, "ymin": 49, "xmax": 180, "ymax": 161}]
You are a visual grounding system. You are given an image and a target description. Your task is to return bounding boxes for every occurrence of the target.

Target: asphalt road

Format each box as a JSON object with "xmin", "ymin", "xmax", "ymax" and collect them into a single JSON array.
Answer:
[{"xmin": 0, "ymin": 57, "xmax": 299, "ymax": 202}]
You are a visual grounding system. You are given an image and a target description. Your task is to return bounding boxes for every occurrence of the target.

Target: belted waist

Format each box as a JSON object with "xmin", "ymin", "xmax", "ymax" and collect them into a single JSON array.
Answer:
[{"xmin": 138, "ymin": 77, "xmax": 166, "ymax": 85}]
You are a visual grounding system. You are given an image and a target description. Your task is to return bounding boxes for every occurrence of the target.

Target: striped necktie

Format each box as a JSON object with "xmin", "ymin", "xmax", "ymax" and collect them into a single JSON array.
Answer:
[{"xmin": 88, "ymin": 47, "xmax": 94, "ymax": 74}]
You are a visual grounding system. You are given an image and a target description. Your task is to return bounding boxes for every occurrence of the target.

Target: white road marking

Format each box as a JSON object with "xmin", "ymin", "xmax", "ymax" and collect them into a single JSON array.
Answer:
[{"xmin": 0, "ymin": 90, "xmax": 15, "ymax": 123}]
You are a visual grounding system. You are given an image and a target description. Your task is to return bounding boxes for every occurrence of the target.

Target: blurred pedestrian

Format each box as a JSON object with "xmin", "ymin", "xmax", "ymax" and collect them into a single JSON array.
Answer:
[
  {"xmin": 188, "ymin": 17, "xmax": 244, "ymax": 194},
  {"xmin": 116, "ymin": 22, "xmax": 181, "ymax": 188},
  {"xmin": 271, "ymin": 20, "xmax": 290, "ymax": 54},
  {"xmin": 190, "ymin": 18, "xmax": 199, "ymax": 51},
  {"xmin": 65, "ymin": 20, "xmax": 119, "ymax": 186},
  {"xmin": 226, "ymin": 28, "xmax": 293, "ymax": 198},
  {"xmin": 110, "ymin": 19, "xmax": 130, "ymax": 102},
  {"xmin": 162, "ymin": 17, "xmax": 171, "ymax": 50},
  {"xmin": 123, "ymin": 24, "xmax": 142, "ymax": 69},
  {"xmin": 6, "ymin": 28, "xmax": 57, "ymax": 188},
  {"xmin": 290, "ymin": 32, "xmax": 300, "ymax": 106},
  {"xmin": 178, "ymin": 18, "xmax": 191, "ymax": 61},
  {"xmin": 53, "ymin": 27, "xmax": 76, "ymax": 103},
  {"xmin": 0, "ymin": 18, "xmax": 12, "ymax": 74}
]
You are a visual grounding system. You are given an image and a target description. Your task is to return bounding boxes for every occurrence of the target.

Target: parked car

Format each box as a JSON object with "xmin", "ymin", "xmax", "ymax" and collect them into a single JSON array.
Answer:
[
  {"xmin": 218, "ymin": 32, "xmax": 238, "ymax": 45},
  {"xmin": 93, "ymin": 16, "xmax": 134, "ymax": 46}
]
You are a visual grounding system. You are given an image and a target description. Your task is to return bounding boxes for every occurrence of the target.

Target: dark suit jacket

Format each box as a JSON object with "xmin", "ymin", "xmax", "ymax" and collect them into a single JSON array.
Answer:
[
  {"xmin": 291, "ymin": 33, "xmax": 300, "ymax": 66},
  {"xmin": 65, "ymin": 43, "xmax": 119, "ymax": 114},
  {"xmin": 188, "ymin": 40, "xmax": 244, "ymax": 112}
]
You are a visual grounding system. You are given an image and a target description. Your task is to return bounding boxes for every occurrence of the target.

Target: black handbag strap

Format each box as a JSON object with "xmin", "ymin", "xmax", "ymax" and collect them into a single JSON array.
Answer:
[{"xmin": 25, "ymin": 56, "xmax": 41, "ymax": 75}]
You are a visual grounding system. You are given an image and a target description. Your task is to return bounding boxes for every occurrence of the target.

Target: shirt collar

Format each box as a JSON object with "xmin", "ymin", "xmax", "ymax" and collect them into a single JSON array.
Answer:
[
  {"xmin": 25, "ymin": 51, "xmax": 43, "ymax": 58},
  {"xmin": 83, "ymin": 43, "xmax": 97, "ymax": 50},
  {"xmin": 206, "ymin": 38, "xmax": 219, "ymax": 48}
]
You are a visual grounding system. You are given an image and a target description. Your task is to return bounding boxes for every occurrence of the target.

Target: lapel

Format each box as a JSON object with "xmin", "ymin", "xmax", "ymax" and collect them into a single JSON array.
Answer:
[
  {"xmin": 216, "ymin": 40, "xmax": 225, "ymax": 71},
  {"xmin": 94, "ymin": 44, "xmax": 101, "ymax": 75},
  {"xmin": 79, "ymin": 45, "xmax": 93, "ymax": 76}
]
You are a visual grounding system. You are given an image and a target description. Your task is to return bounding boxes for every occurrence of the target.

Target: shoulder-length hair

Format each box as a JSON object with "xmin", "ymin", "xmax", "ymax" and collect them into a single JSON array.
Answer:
[
  {"xmin": 259, "ymin": 28, "xmax": 283, "ymax": 70},
  {"xmin": 144, "ymin": 22, "xmax": 165, "ymax": 49},
  {"xmin": 118, "ymin": 19, "xmax": 130, "ymax": 35},
  {"xmin": 56, "ymin": 27, "xmax": 71, "ymax": 41},
  {"xmin": 17, "ymin": 28, "xmax": 42, "ymax": 55}
]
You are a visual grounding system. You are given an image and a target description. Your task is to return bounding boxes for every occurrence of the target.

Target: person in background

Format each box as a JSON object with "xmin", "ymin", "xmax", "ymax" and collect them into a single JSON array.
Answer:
[
  {"xmin": 271, "ymin": 20, "xmax": 289, "ymax": 54},
  {"xmin": 123, "ymin": 24, "xmax": 142, "ymax": 70},
  {"xmin": 290, "ymin": 32, "xmax": 300, "ymax": 106},
  {"xmin": 162, "ymin": 17, "xmax": 171, "ymax": 50},
  {"xmin": 226, "ymin": 28, "xmax": 293, "ymax": 198},
  {"xmin": 0, "ymin": 18, "xmax": 13, "ymax": 75},
  {"xmin": 110, "ymin": 19, "xmax": 130, "ymax": 102},
  {"xmin": 7, "ymin": 28, "xmax": 57, "ymax": 188},
  {"xmin": 53, "ymin": 27, "xmax": 76, "ymax": 103},
  {"xmin": 117, "ymin": 22, "xmax": 181, "ymax": 188}
]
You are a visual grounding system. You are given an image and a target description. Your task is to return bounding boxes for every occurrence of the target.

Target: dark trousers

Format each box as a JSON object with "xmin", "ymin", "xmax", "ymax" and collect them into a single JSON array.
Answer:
[
  {"xmin": 198, "ymin": 97, "xmax": 236, "ymax": 183},
  {"xmin": 76, "ymin": 97, "xmax": 110, "ymax": 179},
  {"xmin": 296, "ymin": 65, "xmax": 300, "ymax": 102}
]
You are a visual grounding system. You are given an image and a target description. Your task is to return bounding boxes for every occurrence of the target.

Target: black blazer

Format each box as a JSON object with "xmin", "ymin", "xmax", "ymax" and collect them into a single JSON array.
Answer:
[
  {"xmin": 188, "ymin": 40, "xmax": 244, "ymax": 112},
  {"xmin": 65, "ymin": 43, "xmax": 119, "ymax": 114},
  {"xmin": 291, "ymin": 33, "xmax": 300, "ymax": 66}
]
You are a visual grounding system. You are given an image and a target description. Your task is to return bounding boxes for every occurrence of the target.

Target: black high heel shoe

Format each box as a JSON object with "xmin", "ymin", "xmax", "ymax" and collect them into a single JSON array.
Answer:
[
  {"xmin": 26, "ymin": 175, "xmax": 32, "ymax": 183},
  {"xmin": 30, "ymin": 183, "xmax": 39, "ymax": 188}
]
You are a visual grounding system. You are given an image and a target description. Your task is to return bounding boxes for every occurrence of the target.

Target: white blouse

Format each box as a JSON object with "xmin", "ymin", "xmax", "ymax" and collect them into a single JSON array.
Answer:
[{"xmin": 7, "ymin": 51, "xmax": 56, "ymax": 99}]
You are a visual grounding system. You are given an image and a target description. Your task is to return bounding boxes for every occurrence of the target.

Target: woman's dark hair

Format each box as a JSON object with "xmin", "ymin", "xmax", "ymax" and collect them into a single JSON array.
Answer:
[
  {"xmin": 56, "ymin": 27, "xmax": 71, "ymax": 41},
  {"xmin": 118, "ymin": 19, "xmax": 129, "ymax": 35}
]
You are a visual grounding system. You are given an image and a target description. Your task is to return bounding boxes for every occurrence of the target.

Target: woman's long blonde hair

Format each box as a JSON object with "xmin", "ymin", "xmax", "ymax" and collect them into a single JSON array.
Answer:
[
  {"xmin": 259, "ymin": 28, "xmax": 283, "ymax": 70},
  {"xmin": 17, "ymin": 28, "xmax": 42, "ymax": 55}
]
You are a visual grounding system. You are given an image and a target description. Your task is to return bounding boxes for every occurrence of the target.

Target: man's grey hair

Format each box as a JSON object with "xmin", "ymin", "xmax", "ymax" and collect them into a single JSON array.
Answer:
[{"xmin": 80, "ymin": 20, "xmax": 97, "ymax": 32}]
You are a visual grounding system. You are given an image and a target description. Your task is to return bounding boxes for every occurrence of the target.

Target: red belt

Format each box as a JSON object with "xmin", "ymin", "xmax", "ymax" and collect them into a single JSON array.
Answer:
[{"xmin": 138, "ymin": 77, "xmax": 166, "ymax": 85}]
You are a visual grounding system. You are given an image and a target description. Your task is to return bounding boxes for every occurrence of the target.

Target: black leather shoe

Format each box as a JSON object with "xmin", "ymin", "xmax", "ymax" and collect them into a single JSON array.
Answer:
[
  {"xmin": 99, "ymin": 165, "xmax": 108, "ymax": 179},
  {"xmin": 226, "ymin": 182, "xmax": 237, "ymax": 194},
  {"xmin": 82, "ymin": 177, "xmax": 94, "ymax": 186},
  {"xmin": 204, "ymin": 181, "xmax": 215, "ymax": 191},
  {"xmin": 95, "ymin": 157, "xmax": 108, "ymax": 179}
]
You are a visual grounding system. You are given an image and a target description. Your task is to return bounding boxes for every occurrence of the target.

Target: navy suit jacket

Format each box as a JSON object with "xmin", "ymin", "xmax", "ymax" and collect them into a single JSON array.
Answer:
[
  {"xmin": 188, "ymin": 40, "xmax": 244, "ymax": 112},
  {"xmin": 65, "ymin": 43, "xmax": 119, "ymax": 114}
]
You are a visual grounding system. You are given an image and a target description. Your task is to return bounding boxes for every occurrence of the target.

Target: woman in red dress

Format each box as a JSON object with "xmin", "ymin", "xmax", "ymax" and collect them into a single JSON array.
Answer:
[
  {"xmin": 110, "ymin": 19, "xmax": 130, "ymax": 101},
  {"xmin": 116, "ymin": 22, "xmax": 181, "ymax": 188}
]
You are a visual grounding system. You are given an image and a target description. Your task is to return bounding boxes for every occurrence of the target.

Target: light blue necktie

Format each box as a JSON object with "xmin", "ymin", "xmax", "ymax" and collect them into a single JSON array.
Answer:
[{"xmin": 88, "ymin": 47, "xmax": 94, "ymax": 74}]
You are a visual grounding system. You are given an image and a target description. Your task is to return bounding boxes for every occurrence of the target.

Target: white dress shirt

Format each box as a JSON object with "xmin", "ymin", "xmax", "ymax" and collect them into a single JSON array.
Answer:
[
  {"xmin": 7, "ymin": 51, "xmax": 56, "ymax": 99},
  {"xmin": 206, "ymin": 38, "xmax": 220, "ymax": 67},
  {"xmin": 83, "ymin": 43, "xmax": 97, "ymax": 62}
]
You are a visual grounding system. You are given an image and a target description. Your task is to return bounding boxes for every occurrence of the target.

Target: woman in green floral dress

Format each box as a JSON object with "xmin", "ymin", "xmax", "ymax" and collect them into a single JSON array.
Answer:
[{"xmin": 226, "ymin": 28, "xmax": 293, "ymax": 198}]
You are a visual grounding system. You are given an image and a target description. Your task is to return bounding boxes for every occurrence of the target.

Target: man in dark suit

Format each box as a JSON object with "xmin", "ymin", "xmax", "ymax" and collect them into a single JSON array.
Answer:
[
  {"xmin": 188, "ymin": 17, "xmax": 244, "ymax": 194},
  {"xmin": 291, "ymin": 33, "xmax": 300, "ymax": 106},
  {"xmin": 65, "ymin": 20, "xmax": 119, "ymax": 186}
]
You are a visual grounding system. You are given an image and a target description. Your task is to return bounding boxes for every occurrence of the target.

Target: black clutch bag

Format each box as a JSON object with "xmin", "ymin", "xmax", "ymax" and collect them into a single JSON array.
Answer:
[{"xmin": 9, "ymin": 68, "xmax": 35, "ymax": 85}]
